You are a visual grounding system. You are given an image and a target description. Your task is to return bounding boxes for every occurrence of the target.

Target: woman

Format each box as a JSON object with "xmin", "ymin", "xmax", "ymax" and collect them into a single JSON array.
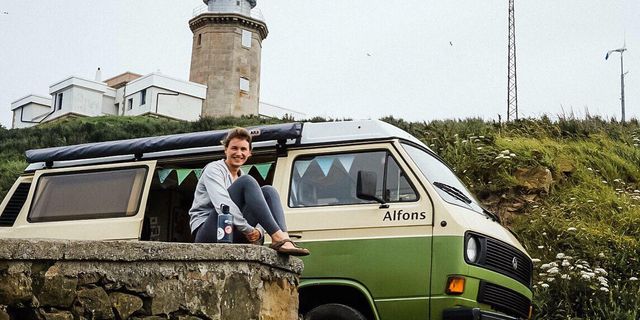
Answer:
[{"xmin": 188, "ymin": 127, "xmax": 309, "ymax": 256}]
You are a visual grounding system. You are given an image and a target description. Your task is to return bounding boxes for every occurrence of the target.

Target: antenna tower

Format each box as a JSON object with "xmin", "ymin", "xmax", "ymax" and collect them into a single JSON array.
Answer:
[{"xmin": 507, "ymin": 0, "xmax": 518, "ymax": 121}]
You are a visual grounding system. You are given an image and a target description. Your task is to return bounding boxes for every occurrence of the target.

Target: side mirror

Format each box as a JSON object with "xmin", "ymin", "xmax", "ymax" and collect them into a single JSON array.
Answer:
[{"xmin": 357, "ymin": 171, "xmax": 389, "ymax": 208}]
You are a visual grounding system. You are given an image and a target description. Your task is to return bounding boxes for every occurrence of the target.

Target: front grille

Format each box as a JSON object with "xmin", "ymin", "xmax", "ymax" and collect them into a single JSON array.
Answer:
[
  {"xmin": 466, "ymin": 232, "xmax": 533, "ymax": 287},
  {"xmin": 478, "ymin": 281, "xmax": 530, "ymax": 319},
  {"xmin": 0, "ymin": 183, "xmax": 30, "ymax": 227}
]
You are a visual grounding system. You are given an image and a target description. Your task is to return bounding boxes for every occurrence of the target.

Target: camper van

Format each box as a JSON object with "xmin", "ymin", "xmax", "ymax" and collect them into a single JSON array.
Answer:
[{"xmin": 0, "ymin": 120, "xmax": 533, "ymax": 319}]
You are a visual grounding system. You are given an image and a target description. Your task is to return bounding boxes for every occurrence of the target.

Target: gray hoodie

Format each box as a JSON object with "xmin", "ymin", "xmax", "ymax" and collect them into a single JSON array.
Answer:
[{"xmin": 188, "ymin": 159, "xmax": 253, "ymax": 234}]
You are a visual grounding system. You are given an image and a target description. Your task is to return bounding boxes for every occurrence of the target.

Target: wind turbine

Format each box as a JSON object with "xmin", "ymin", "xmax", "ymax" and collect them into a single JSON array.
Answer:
[{"xmin": 606, "ymin": 44, "xmax": 628, "ymax": 122}]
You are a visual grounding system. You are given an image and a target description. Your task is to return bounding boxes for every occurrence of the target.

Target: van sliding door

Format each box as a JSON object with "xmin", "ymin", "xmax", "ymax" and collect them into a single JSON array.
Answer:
[{"xmin": 15, "ymin": 161, "xmax": 157, "ymax": 241}]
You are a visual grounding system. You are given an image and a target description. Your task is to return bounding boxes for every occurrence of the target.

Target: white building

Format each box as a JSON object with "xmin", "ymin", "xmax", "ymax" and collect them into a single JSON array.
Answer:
[
  {"xmin": 10, "ymin": 95, "xmax": 52, "ymax": 129},
  {"xmin": 10, "ymin": 71, "xmax": 208, "ymax": 128},
  {"xmin": 117, "ymin": 73, "xmax": 206, "ymax": 121}
]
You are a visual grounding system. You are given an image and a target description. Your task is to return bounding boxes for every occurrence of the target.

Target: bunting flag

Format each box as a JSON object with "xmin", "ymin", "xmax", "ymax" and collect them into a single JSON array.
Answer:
[
  {"xmin": 316, "ymin": 157, "xmax": 334, "ymax": 176},
  {"xmin": 294, "ymin": 160, "xmax": 312, "ymax": 177},
  {"xmin": 337, "ymin": 155, "xmax": 355, "ymax": 172},
  {"xmin": 254, "ymin": 163, "xmax": 272, "ymax": 178},
  {"xmin": 158, "ymin": 169, "xmax": 173, "ymax": 184},
  {"xmin": 176, "ymin": 169, "xmax": 192, "ymax": 185},
  {"xmin": 158, "ymin": 163, "xmax": 274, "ymax": 186}
]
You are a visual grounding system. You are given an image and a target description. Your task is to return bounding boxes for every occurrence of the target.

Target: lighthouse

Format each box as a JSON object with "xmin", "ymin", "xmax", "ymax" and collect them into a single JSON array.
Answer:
[{"xmin": 189, "ymin": 0, "xmax": 268, "ymax": 117}]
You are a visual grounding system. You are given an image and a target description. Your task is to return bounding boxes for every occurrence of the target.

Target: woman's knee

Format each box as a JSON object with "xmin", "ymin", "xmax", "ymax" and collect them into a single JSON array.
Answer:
[
  {"xmin": 237, "ymin": 175, "xmax": 260, "ymax": 188},
  {"xmin": 261, "ymin": 185, "xmax": 279, "ymax": 199}
]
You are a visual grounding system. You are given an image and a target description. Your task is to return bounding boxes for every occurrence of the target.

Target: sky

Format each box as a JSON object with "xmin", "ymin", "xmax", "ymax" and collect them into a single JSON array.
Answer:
[{"xmin": 0, "ymin": 1, "xmax": 637, "ymax": 129}]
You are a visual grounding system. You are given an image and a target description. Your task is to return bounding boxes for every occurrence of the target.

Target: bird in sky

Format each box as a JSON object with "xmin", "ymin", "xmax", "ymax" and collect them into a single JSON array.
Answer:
[
  {"xmin": 366, "ymin": 53, "xmax": 372, "ymax": 57},
  {"xmin": 2, "ymin": 11, "xmax": 8, "ymax": 15},
  {"xmin": 449, "ymin": 41, "xmax": 453, "ymax": 46}
]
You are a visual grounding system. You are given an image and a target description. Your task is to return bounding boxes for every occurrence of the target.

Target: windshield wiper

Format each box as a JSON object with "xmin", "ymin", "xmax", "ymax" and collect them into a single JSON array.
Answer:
[{"xmin": 433, "ymin": 182, "xmax": 472, "ymax": 204}]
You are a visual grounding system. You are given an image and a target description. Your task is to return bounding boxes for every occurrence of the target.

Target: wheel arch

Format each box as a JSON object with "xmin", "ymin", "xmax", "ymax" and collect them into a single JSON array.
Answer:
[{"xmin": 299, "ymin": 279, "xmax": 379, "ymax": 320}]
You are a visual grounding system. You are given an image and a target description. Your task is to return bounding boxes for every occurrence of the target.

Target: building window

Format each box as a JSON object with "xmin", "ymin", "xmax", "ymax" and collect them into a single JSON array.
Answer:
[
  {"xmin": 242, "ymin": 30, "xmax": 252, "ymax": 48},
  {"xmin": 197, "ymin": 34, "xmax": 202, "ymax": 46},
  {"xmin": 239, "ymin": 78, "xmax": 250, "ymax": 92},
  {"xmin": 127, "ymin": 98, "xmax": 133, "ymax": 110},
  {"xmin": 55, "ymin": 93, "xmax": 63, "ymax": 111},
  {"xmin": 140, "ymin": 89, "xmax": 147, "ymax": 106}
]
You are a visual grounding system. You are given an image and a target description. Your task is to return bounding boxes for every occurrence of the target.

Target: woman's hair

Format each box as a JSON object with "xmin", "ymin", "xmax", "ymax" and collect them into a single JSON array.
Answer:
[{"xmin": 222, "ymin": 127, "xmax": 252, "ymax": 149}]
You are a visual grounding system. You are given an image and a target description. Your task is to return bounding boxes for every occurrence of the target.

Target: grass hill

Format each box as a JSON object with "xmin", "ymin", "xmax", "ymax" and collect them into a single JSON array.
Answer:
[{"xmin": 2, "ymin": 115, "xmax": 640, "ymax": 318}]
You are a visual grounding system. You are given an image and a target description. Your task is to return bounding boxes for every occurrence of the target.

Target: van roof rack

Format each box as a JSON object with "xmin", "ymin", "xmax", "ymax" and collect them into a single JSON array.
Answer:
[{"xmin": 25, "ymin": 122, "xmax": 303, "ymax": 163}]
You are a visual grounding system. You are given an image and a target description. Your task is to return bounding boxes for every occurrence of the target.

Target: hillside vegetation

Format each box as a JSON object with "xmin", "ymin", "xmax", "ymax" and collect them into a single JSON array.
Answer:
[{"xmin": 2, "ymin": 115, "xmax": 640, "ymax": 318}]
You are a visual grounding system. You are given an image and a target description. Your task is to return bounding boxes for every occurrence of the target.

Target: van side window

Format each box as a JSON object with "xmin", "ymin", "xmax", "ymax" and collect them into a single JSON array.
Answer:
[
  {"xmin": 29, "ymin": 167, "xmax": 148, "ymax": 222},
  {"xmin": 289, "ymin": 151, "xmax": 417, "ymax": 207}
]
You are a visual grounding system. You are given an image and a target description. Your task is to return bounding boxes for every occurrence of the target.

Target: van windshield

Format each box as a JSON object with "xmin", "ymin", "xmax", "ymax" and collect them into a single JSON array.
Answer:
[{"xmin": 402, "ymin": 143, "xmax": 485, "ymax": 213}]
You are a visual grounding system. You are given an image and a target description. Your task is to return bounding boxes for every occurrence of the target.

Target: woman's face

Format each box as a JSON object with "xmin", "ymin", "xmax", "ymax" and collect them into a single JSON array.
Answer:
[{"xmin": 224, "ymin": 137, "xmax": 252, "ymax": 168}]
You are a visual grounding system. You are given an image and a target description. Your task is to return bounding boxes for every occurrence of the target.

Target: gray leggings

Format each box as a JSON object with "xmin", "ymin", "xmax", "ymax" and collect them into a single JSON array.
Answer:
[{"xmin": 194, "ymin": 175, "xmax": 287, "ymax": 243}]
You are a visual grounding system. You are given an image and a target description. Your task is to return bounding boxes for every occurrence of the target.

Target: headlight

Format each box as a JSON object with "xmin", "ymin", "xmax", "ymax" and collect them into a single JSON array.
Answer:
[{"xmin": 466, "ymin": 236, "xmax": 479, "ymax": 263}]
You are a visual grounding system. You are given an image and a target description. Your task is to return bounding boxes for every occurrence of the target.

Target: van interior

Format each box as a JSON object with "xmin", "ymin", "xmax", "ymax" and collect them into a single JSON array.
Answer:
[{"xmin": 142, "ymin": 152, "xmax": 278, "ymax": 243}]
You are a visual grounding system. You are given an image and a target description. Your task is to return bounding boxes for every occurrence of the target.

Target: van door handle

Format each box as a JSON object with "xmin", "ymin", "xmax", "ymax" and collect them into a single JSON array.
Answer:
[{"xmin": 289, "ymin": 234, "xmax": 302, "ymax": 240}]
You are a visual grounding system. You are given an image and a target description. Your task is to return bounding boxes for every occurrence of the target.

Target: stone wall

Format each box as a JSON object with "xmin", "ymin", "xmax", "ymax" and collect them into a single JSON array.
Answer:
[{"xmin": 0, "ymin": 239, "xmax": 302, "ymax": 320}]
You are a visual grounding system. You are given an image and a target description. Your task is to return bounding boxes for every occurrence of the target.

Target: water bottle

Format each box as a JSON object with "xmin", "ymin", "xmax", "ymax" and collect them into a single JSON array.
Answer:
[{"xmin": 217, "ymin": 204, "xmax": 234, "ymax": 243}]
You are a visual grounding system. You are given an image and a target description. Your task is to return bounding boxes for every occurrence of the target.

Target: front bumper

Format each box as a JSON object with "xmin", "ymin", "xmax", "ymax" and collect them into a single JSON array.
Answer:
[{"xmin": 443, "ymin": 307, "xmax": 521, "ymax": 320}]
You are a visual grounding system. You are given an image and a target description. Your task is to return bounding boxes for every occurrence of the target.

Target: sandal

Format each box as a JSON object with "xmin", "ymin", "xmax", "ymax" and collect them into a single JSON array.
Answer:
[{"xmin": 269, "ymin": 239, "xmax": 310, "ymax": 256}]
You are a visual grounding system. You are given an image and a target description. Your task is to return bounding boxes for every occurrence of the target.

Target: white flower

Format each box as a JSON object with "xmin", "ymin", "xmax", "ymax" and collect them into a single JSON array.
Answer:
[
  {"xmin": 542, "ymin": 232, "xmax": 547, "ymax": 236},
  {"xmin": 570, "ymin": 197, "xmax": 576, "ymax": 200},
  {"xmin": 595, "ymin": 268, "xmax": 608, "ymax": 276},
  {"xmin": 477, "ymin": 147, "xmax": 483, "ymax": 150},
  {"xmin": 561, "ymin": 274, "xmax": 570, "ymax": 280},
  {"xmin": 567, "ymin": 227, "xmax": 577, "ymax": 231},
  {"xmin": 540, "ymin": 263, "xmax": 551, "ymax": 270},
  {"xmin": 501, "ymin": 150, "xmax": 510, "ymax": 155},
  {"xmin": 598, "ymin": 252, "xmax": 606, "ymax": 258},
  {"xmin": 548, "ymin": 267, "xmax": 559, "ymax": 274},
  {"xmin": 541, "ymin": 283, "xmax": 549, "ymax": 288},
  {"xmin": 581, "ymin": 274, "xmax": 592, "ymax": 280},
  {"xmin": 538, "ymin": 245, "xmax": 545, "ymax": 249},
  {"xmin": 556, "ymin": 253, "xmax": 565, "ymax": 259},
  {"xmin": 562, "ymin": 260, "xmax": 571, "ymax": 267},
  {"xmin": 586, "ymin": 200, "xmax": 594, "ymax": 203},
  {"xmin": 600, "ymin": 287, "xmax": 609, "ymax": 293},
  {"xmin": 532, "ymin": 258, "xmax": 541, "ymax": 263},
  {"xmin": 630, "ymin": 277, "xmax": 638, "ymax": 281},
  {"xmin": 510, "ymin": 153, "xmax": 516, "ymax": 157},
  {"xmin": 588, "ymin": 167, "xmax": 593, "ymax": 171}
]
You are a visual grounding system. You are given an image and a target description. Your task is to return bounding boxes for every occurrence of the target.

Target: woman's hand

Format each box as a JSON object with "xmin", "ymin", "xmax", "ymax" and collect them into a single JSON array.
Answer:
[{"xmin": 244, "ymin": 229, "xmax": 261, "ymax": 243}]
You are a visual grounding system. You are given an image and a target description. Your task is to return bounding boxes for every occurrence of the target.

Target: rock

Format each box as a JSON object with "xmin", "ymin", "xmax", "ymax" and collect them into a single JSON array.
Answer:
[
  {"xmin": 0, "ymin": 263, "xmax": 33, "ymax": 305},
  {"xmin": 109, "ymin": 292, "xmax": 142, "ymax": 319},
  {"xmin": 177, "ymin": 316, "xmax": 202, "ymax": 320},
  {"xmin": 147, "ymin": 280, "xmax": 182, "ymax": 316},
  {"xmin": 42, "ymin": 310, "xmax": 74, "ymax": 320},
  {"xmin": 220, "ymin": 273, "xmax": 258, "ymax": 320},
  {"xmin": 514, "ymin": 166, "xmax": 553, "ymax": 193},
  {"xmin": 556, "ymin": 157, "xmax": 576, "ymax": 174},
  {"xmin": 37, "ymin": 265, "xmax": 78, "ymax": 308},
  {"xmin": 74, "ymin": 288, "xmax": 115, "ymax": 320},
  {"xmin": 0, "ymin": 308, "xmax": 9, "ymax": 320},
  {"xmin": 260, "ymin": 278, "xmax": 298, "ymax": 320}
]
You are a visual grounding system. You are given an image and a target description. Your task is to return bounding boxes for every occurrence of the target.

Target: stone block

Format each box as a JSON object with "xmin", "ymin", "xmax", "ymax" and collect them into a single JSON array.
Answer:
[
  {"xmin": 37, "ymin": 265, "xmax": 78, "ymax": 308},
  {"xmin": 148, "ymin": 280, "xmax": 182, "ymax": 316},
  {"xmin": 42, "ymin": 310, "xmax": 74, "ymax": 320},
  {"xmin": 0, "ymin": 263, "xmax": 33, "ymax": 305},
  {"xmin": 73, "ymin": 288, "xmax": 115, "ymax": 320},
  {"xmin": 109, "ymin": 292, "xmax": 142, "ymax": 319}
]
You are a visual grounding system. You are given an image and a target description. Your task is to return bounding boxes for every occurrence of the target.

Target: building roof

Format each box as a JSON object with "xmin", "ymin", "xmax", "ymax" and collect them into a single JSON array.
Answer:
[
  {"xmin": 203, "ymin": 0, "xmax": 256, "ymax": 8},
  {"xmin": 10, "ymin": 95, "xmax": 52, "ymax": 111},
  {"xmin": 24, "ymin": 120, "xmax": 426, "ymax": 164},
  {"xmin": 104, "ymin": 72, "xmax": 143, "ymax": 89}
]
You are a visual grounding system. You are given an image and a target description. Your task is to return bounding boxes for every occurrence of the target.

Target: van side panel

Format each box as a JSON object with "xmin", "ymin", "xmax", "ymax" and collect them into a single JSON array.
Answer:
[{"xmin": 300, "ymin": 235, "xmax": 431, "ymax": 319}]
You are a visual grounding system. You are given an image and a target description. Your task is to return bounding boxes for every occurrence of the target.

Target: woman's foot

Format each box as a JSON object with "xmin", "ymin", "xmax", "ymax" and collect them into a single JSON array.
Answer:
[
  {"xmin": 270, "ymin": 231, "xmax": 310, "ymax": 256},
  {"xmin": 269, "ymin": 239, "xmax": 310, "ymax": 256}
]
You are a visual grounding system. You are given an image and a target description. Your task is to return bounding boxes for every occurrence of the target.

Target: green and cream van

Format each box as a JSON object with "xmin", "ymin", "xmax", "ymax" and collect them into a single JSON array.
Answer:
[{"xmin": 0, "ymin": 120, "xmax": 533, "ymax": 319}]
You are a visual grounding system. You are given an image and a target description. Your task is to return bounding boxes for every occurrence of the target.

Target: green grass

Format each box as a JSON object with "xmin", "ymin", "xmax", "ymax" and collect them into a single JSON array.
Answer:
[{"xmin": 3, "ymin": 114, "xmax": 640, "ymax": 317}]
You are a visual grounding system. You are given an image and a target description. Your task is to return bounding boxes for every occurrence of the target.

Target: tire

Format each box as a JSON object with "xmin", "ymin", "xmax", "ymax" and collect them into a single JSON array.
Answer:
[{"xmin": 304, "ymin": 303, "xmax": 367, "ymax": 320}]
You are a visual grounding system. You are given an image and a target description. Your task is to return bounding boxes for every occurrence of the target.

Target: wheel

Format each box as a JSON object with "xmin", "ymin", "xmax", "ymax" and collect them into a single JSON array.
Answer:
[{"xmin": 304, "ymin": 303, "xmax": 367, "ymax": 320}]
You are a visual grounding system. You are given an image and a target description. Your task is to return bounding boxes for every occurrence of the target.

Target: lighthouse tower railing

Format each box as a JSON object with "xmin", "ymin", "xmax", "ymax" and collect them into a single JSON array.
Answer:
[{"xmin": 192, "ymin": 4, "xmax": 264, "ymax": 22}]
